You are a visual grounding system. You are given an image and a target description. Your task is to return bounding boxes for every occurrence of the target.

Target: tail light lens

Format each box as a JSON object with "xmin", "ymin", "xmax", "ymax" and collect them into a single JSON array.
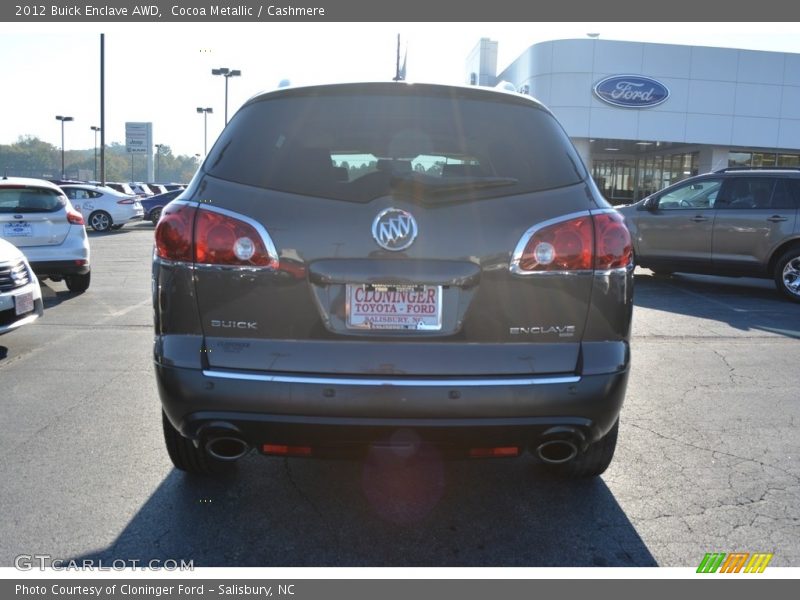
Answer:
[
  {"xmin": 117, "ymin": 198, "xmax": 135, "ymax": 205},
  {"xmin": 513, "ymin": 211, "xmax": 631, "ymax": 273},
  {"xmin": 155, "ymin": 203, "xmax": 196, "ymax": 262},
  {"xmin": 155, "ymin": 202, "xmax": 278, "ymax": 268},
  {"xmin": 593, "ymin": 212, "xmax": 633, "ymax": 269},
  {"xmin": 66, "ymin": 208, "xmax": 84, "ymax": 225},
  {"xmin": 194, "ymin": 210, "xmax": 276, "ymax": 267}
]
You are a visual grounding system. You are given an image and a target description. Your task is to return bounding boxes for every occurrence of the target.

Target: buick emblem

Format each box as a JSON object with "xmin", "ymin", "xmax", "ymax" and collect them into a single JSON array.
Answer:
[{"xmin": 372, "ymin": 208, "xmax": 418, "ymax": 251}]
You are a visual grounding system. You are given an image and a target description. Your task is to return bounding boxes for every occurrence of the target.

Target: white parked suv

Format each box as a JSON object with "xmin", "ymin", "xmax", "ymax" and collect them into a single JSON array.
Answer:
[
  {"xmin": 60, "ymin": 184, "xmax": 144, "ymax": 232},
  {"xmin": 0, "ymin": 237, "xmax": 43, "ymax": 335},
  {"xmin": 0, "ymin": 177, "xmax": 91, "ymax": 293}
]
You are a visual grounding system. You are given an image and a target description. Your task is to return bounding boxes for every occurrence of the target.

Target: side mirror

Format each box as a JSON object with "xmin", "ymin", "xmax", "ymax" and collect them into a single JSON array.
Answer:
[{"xmin": 643, "ymin": 197, "xmax": 658, "ymax": 211}]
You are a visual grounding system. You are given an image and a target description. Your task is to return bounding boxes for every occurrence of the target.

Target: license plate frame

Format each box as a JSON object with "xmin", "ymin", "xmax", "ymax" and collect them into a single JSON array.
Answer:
[
  {"xmin": 346, "ymin": 284, "xmax": 443, "ymax": 331},
  {"xmin": 14, "ymin": 290, "xmax": 34, "ymax": 316},
  {"xmin": 4, "ymin": 222, "xmax": 32, "ymax": 237}
]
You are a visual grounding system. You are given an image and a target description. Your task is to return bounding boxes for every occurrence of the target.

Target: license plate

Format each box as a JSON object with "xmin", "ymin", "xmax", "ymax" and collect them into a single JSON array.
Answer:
[
  {"xmin": 4, "ymin": 222, "xmax": 32, "ymax": 237},
  {"xmin": 14, "ymin": 290, "xmax": 34, "ymax": 316},
  {"xmin": 346, "ymin": 284, "xmax": 442, "ymax": 331}
]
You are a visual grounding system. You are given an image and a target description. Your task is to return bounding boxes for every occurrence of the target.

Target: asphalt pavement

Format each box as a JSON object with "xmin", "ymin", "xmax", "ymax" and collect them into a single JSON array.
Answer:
[{"xmin": 0, "ymin": 222, "xmax": 798, "ymax": 568}]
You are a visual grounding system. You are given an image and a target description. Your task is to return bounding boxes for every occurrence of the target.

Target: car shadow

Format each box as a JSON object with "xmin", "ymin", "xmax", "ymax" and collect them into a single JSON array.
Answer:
[
  {"xmin": 633, "ymin": 269, "xmax": 800, "ymax": 339},
  {"xmin": 38, "ymin": 281, "xmax": 81, "ymax": 310},
  {"xmin": 69, "ymin": 453, "xmax": 656, "ymax": 567}
]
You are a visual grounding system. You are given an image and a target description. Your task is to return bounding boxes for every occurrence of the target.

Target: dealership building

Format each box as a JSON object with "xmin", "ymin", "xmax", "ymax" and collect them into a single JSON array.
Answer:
[{"xmin": 467, "ymin": 38, "xmax": 800, "ymax": 203}]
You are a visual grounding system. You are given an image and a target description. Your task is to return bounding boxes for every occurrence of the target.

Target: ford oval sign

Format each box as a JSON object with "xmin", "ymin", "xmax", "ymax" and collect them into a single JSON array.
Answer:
[{"xmin": 593, "ymin": 75, "xmax": 669, "ymax": 108}]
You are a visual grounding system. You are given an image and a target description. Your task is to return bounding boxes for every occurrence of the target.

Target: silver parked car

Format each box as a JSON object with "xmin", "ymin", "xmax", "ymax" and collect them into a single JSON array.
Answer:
[
  {"xmin": 618, "ymin": 168, "xmax": 800, "ymax": 302},
  {"xmin": 0, "ymin": 237, "xmax": 43, "ymax": 336},
  {"xmin": 0, "ymin": 177, "xmax": 91, "ymax": 293}
]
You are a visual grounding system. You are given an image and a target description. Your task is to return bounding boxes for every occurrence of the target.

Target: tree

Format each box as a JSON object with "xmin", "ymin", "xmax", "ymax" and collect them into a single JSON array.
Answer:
[{"xmin": 0, "ymin": 136, "xmax": 199, "ymax": 183}]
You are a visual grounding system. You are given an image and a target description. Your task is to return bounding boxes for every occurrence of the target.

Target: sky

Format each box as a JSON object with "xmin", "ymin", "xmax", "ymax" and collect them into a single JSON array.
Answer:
[{"xmin": 1, "ymin": 22, "xmax": 800, "ymax": 158}]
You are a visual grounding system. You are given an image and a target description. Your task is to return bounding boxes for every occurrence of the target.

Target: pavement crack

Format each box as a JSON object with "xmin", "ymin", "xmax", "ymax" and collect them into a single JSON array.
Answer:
[{"xmin": 628, "ymin": 422, "xmax": 800, "ymax": 484}]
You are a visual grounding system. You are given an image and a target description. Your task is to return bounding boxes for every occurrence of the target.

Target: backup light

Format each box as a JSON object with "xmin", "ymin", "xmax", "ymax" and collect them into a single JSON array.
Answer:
[{"xmin": 233, "ymin": 237, "xmax": 256, "ymax": 261}]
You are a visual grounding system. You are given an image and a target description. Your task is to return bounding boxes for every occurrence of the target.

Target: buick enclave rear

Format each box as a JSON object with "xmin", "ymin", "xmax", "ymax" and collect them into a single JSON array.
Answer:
[{"xmin": 153, "ymin": 82, "xmax": 633, "ymax": 478}]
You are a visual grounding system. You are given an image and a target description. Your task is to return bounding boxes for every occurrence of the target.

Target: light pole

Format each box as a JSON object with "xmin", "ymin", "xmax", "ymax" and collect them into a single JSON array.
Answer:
[
  {"xmin": 90, "ymin": 126, "xmax": 101, "ymax": 181},
  {"xmin": 55, "ymin": 115, "xmax": 74, "ymax": 179},
  {"xmin": 154, "ymin": 143, "xmax": 164, "ymax": 182},
  {"xmin": 196, "ymin": 107, "xmax": 213, "ymax": 155},
  {"xmin": 211, "ymin": 67, "xmax": 241, "ymax": 125}
]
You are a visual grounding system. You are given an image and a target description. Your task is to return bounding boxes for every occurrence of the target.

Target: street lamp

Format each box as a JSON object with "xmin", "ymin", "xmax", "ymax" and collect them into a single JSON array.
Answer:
[
  {"xmin": 154, "ymin": 143, "xmax": 164, "ymax": 182},
  {"xmin": 90, "ymin": 126, "xmax": 101, "ymax": 181},
  {"xmin": 211, "ymin": 67, "xmax": 241, "ymax": 125},
  {"xmin": 196, "ymin": 107, "xmax": 213, "ymax": 156},
  {"xmin": 55, "ymin": 115, "xmax": 74, "ymax": 179}
]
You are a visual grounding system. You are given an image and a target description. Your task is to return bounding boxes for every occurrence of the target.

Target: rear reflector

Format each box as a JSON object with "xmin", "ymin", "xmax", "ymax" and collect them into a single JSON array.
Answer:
[
  {"xmin": 469, "ymin": 446, "xmax": 520, "ymax": 458},
  {"xmin": 262, "ymin": 444, "xmax": 313, "ymax": 457}
]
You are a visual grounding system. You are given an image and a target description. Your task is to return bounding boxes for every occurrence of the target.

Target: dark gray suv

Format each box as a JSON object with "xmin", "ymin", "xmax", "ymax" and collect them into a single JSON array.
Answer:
[
  {"xmin": 153, "ymin": 82, "xmax": 633, "ymax": 478},
  {"xmin": 618, "ymin": 168, "xmax": 800, "ymax": 302}
]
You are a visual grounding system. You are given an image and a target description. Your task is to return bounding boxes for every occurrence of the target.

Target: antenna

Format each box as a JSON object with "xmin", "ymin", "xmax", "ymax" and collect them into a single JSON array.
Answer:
[{"xmin": 393, "ymin": 34, "xmax": 407, "ymax": 81}]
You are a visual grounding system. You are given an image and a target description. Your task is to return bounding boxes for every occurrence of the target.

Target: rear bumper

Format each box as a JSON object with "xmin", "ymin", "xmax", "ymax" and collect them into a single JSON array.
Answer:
[
  {"xmin": 30, "ymin": 260, "xmax": 90, "ymax": 277},
  {"xmin": 157, "ymin": 363, "xmax": 629, "ymax": 454}
]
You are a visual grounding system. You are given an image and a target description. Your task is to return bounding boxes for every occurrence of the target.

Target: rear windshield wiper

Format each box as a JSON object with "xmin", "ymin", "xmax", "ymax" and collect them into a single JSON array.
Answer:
[{"xmin": 390, "ymin": 173, "xmax": 518, "ymax": 194}]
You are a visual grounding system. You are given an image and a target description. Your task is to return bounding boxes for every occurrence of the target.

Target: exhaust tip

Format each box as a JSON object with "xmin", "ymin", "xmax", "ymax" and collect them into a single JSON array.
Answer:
[
  {"xmin": 535, "ymin": 439, "xmax": 579, "ymax": 464},
  {"xmin": 205, "ymin": 436, "xmax": 249, "ymax": 461}
]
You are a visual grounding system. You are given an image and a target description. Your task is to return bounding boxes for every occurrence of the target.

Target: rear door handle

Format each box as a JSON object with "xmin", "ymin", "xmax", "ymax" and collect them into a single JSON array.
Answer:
[
  {"xmin": 690, "ymin": 216, "xmax": 709, "ymax": 222},
  {"xmin": 767, "ymin": 215, "xmax": 788, "ymax": 222}
]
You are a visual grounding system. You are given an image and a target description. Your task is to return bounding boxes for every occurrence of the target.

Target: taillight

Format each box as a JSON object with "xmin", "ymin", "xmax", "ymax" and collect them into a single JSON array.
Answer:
[
  {"xmin": 66, "ymin": 208, "xmax": 84, "ymax": 225},
  {"xmin": 194, "ymin": 209, "xmax": 276, "ymax": 267},
  {"xmin": 512, "ymin": 210, "xmax": 632, "ymax": 274},
  {"xmin": 155, "ymin": 203, "xmax": 278, "ymax": 268},
  {"xmin": 117, "ymin": 198, "xmax": 135, "ymax": 205},
  {"xmin": 593, "ymin": 212, "xmax": 632, "ymax": 269},
  {"xmin": 155, "ymin": 203, "xmax": 196, "ymax": 262}
]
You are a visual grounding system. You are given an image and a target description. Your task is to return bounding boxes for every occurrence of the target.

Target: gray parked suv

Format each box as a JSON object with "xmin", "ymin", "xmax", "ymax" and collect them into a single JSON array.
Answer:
[
  {"xmin": 618, "ymin": 168, "xmax": 800, "ymax": 302},
  {"xmin": 153, "ymin": 82, "xmax": 634, "ymax": 478}
]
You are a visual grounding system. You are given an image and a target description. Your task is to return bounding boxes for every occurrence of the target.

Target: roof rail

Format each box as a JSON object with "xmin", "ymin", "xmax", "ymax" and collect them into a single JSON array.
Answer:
[{"xmin": 714, "ymin": 166, "xmax": 800, "ymax": 173}]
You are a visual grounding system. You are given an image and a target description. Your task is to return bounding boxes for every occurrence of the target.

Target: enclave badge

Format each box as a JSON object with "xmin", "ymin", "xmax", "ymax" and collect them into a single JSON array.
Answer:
[{"xmin": 372, "ymin": 208, "xmax": 418, "ymax": 251}]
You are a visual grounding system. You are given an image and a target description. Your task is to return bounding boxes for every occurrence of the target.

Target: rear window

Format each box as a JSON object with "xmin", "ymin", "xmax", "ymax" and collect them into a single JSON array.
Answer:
[
  {"xmin": 0, "ymin": 187, "xmax": 64, "ymax": 213},
  {"xmin": 205, "ymin": 91, "xmax": 586, "ymax": 202}
]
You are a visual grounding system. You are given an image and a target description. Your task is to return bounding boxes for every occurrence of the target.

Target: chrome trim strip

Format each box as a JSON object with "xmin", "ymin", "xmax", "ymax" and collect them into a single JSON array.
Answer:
[{"xmin": 202, "ymin": 369, "xmax": 580, "ymax": 387}]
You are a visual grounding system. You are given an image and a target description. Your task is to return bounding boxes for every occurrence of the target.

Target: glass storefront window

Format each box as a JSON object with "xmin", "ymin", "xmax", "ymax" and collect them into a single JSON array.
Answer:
[
  {"xmin": 729, "ymin": 152, "xmax": 751, "ymax": 167},
  {"xmin": 752, "ymin": 153, "xmax": 777, "ymax": 167},
  {"xmin": 779, "ymin": 154, "xmax": 800, "ymax": 167}
]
